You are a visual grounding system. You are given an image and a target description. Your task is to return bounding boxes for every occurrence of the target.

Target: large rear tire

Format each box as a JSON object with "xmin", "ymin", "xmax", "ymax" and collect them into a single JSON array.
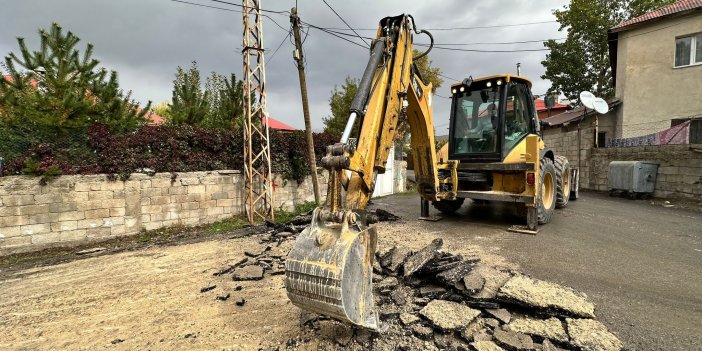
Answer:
[
  {"xmin": 554, "ymin": 155, "xmax": 571, "ymax": 209},
  {"xmin": 432, "ymin": 198, "xmax": 465, "ymax": 214},
  {"xmin": 538, "ymin": 157, "xmax": 557, "ymax": 224}
]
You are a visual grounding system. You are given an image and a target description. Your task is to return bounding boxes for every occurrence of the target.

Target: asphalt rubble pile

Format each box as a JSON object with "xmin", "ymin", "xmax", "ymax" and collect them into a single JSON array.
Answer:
[{"xmin": 203, "ymin": 211, "xmax": 623, "ymax": 351}]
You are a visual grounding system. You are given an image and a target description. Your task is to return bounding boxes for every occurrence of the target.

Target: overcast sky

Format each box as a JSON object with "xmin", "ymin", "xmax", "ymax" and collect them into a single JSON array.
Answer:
[{"xmin": 0, "ymin": 0, "xmax": 569, "ymax": 132}]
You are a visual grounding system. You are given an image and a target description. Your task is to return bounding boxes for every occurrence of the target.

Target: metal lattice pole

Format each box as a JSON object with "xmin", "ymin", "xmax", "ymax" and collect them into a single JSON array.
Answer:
[{"xmin": 242, "ymin": 0, "xmax": 274, "ymax": 223}]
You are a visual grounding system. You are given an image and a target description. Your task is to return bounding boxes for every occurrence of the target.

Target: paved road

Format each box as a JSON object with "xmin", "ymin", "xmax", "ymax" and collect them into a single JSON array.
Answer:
[{"xmin": 370, "ymin": 192, "xmax": 702, "ymax": 351}]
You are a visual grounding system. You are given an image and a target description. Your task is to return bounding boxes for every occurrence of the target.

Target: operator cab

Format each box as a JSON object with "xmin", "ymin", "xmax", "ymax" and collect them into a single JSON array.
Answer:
[{"xmin": 448, "ymin": 75, "xmax": 538, "ymax": 163}]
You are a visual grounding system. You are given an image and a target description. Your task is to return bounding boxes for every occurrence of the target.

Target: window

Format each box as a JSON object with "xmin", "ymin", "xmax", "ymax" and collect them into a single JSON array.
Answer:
[
  {"xmin": 452, "ymin": 87, "xmax": 500, "ymax": 154},
  {"xmin": 675, "ymin": 33, "xmax": 702, "ymax": 67},
  {"xmin": 597, "ymin": 131, "xmax": 607, "ymax": 148},
  {"xmin": 503, "ymin": 83, "xmax": 531, "ymax": 153}
]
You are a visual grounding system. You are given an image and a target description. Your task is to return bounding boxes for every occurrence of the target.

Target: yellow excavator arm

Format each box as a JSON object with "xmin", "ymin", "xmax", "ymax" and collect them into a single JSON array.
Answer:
[{"xmin": 285, "ymin": 14, "xmax": 439, "ymax": 329}]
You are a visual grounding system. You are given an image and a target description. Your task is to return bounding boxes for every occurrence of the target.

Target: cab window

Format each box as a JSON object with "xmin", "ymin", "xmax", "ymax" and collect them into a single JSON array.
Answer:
[{"xmin": 504, "ymin": 83, "xmax": 531, "ymax": 153}]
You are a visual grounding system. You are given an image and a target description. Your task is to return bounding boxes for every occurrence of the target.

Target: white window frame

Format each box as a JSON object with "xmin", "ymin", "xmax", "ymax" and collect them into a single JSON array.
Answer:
[{"xmin": 674, "ymin": 32, "xmax": 702, "ymax": 68}]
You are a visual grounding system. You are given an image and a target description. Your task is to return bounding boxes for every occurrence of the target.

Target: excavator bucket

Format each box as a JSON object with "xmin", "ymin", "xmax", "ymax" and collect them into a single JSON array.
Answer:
[{"xmin": 285, "ymin": 209, "xmax": 380, "ymax": 330}]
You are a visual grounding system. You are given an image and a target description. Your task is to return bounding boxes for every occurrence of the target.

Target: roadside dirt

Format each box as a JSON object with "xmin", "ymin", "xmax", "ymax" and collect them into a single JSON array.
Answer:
[{"xmin": 0, "ymin": 219, "xmax": 528, "ymax": 351}]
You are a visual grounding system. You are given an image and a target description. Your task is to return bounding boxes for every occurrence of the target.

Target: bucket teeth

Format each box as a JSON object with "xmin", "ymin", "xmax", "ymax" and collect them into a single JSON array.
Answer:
[{"xmin": 284, "ymin": 209, "xmax": 380, "ymax": 330}]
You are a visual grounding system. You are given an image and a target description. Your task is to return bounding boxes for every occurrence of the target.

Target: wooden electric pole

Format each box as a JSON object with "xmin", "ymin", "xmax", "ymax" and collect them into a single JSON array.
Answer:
[{"xmin": 290, "ymin": 7, "xmax": 321, "ymax": 203}]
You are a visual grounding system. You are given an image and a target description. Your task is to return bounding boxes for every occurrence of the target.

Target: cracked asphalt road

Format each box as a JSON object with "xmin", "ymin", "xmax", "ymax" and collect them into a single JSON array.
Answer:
[{"xmin": 369, "ymin": 191, "xmax": 702, "ymax": 351}]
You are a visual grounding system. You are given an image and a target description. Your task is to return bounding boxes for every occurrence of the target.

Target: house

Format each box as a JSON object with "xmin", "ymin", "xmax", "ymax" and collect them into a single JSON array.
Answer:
[
  {"xmin": 608, "ymin": 0, "xmax": 702, "ymax": 139},
  {"xmin": 534, "ymin": 97, "xmax": 568, "ymax": 120}
]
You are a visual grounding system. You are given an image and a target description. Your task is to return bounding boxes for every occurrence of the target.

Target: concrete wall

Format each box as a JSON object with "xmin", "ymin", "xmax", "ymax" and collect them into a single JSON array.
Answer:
[
  {"xmin": 0, "ymin": 170, "xmax": 327, "ymax": 255},
  {"xmin": 543, "ymin": 112, "xmax": 618, "ymax": 188},
  {"xmin": 543, "ymin": 118, "xmax": 701, "ymax": 198},
  {"xmin": 588, "ymin": 145, "xmax": 702, "ymax": 199},
  {"xmin": 615, "ymin": 14, "xmax": 702, "ymax": 138}
]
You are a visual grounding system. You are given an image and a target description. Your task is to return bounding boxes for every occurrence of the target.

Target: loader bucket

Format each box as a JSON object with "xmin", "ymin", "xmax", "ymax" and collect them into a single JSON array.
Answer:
[{"xmin": 285, "ymin": 209, "xmax": 380, "ymax": 330}]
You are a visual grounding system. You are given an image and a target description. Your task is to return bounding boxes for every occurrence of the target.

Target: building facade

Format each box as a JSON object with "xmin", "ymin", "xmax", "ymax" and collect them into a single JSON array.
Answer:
[{"xmin": 609, "ymin": 0, "xmax": 702, "ymax": 138}]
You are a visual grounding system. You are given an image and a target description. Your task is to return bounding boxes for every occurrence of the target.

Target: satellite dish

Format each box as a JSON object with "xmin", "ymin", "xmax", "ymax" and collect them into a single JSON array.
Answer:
[
  {"xmin": 593, "ymin": 97, "xmax": 609, "ymax": 114},
  {"xmin": 579, "ymin": 91, "xmax": 595, "ymax": 109}
]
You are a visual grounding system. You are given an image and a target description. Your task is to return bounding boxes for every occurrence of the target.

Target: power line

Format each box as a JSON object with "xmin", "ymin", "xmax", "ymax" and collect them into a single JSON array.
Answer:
[
  {"xmin": 415, "ymin": 38, "xmax": 566, "ymax": 46},
  {"xmin": 319, "ymin": 26, "xmax": 558, "ymax": 49},
  {"xmin": 207, "ymin": 0, "xmax": 288, "ymax": 14},
  {"xmin": 426, "ymin": 45, "xmax": 550, "ymax": 53},
  {"xmin": 321, "ymin": 20, "xmax": 558, "ymax": 31},
  {"xmin": 165, "ymin": 0, "xmax": 290, "ymax": 34},
  {"xmin": 168, "ymin": 0, "xmax": 240, "ymax": 13},
  {"xmin": 320, "ymin": 0, "xmax": 370, "ymax": 47},
  {"xmin": 301, "ymin": 20, "xmax": 369, "ymax": 49},
  {"xmin": 438, "ymin": 73, "xmax": 461, "ymax": 82},
  {"xmin": 267, "ymin": 30, "xmax": 293, "ymax": 64}
]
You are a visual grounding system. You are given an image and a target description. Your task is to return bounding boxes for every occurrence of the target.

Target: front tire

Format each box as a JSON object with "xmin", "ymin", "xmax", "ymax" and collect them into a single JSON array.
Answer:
[
  {"xmin": 554, "ymin": 155, "xmax": 571, "ymax": 209},
  {"xmin": 432, "ymin": 198, "xmax": 465, "ymax": 214},
  {"xmin": 538, "ymin": 157, "xmax": 557, "ymax": 224}
]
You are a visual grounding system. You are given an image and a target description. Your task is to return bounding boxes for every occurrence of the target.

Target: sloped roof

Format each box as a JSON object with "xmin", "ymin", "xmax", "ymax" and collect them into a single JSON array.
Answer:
[
  {"xmin": 543, "ymin": 98, "xmax": 621, "ymax": 127},
  {"xmin": 265, "ymin": 117, "xmax": 297, "ymax": 131},
  {"xmin": 534, "ymin": 98, "xmax": 568, "ymax": 112},
  {"xmin": 611, "ymin": 0, "xmax": 702, "ymax": 32}
]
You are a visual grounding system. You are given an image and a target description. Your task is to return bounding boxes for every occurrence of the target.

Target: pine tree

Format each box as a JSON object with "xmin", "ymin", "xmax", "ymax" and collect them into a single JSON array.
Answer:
[
  {"xmin": 0, "ymin": 23, "xmax": 149, "ymax": 130},
  {"xmin": 169, "ymin": 61, "xmax": 209, "ymax": 126},
  {"xmin": 210, "ymin": 73, "xmax": 244, "ymax": 128}
]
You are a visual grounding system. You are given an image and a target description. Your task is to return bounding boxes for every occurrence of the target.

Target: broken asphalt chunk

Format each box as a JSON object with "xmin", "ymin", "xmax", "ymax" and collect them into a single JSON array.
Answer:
[
  {"xmin": 376, "ymin": 276, "xmax": 399, "ymax": 294},
  {"xmin": 437, "ymin": 260, "xmax": 474, "ymax": 286},
  {"xmin": 419, "ymin": 300, "xmax": 481, "ymax": 330},
  {"xmin": 232, "ymin": 265, "xmax": 264, "ymax": 281},
  {"xmin": 505, "ymin": 317, "xmax": 568, "ymax": 344},
  {"xmin": 463, "ymin": 271, "xmax": 486, "ymax": 294},
  {"xmin": 403, "ymin": 238, "xmax": 443, "ymax": 276},
  {"xmin": 418, "ymin": 285, "xmax": 447, "ymax": 298},
  {"xmin": 471, "ymin": 341, "xmax": 506, "ymax": 351},
  {"xmin": 486, "ymin": 308, "xmax": 512, "ymax": 325},
  {"xmin": 244, "ymin": 246, "xmax": 270, "ymax": 257},
  {"xmin": 382, "ymin": 246, "xmax": 412, "ymax": 272},
  {"xmin": 411, "ymin": 324, "xmax": 434, "ymax": 340},
  {"xmin": 400, "ymin": 313, "xmax": 420, "ymax": 326},
  {"xmin": 497, "ymin": 275, "xmax": 595, "ymax": 318},
  {"xmin": 493, "ymin": 328, "xmax": 536, "ymax": 351},
  {"xmin": 200, "ymin": 284, "xmax": 216, "ymax": 293},
  {"xmin": 216, "ymin": 293, "xmax": 230, "ymax": 301},
  {"xmin": 566, "ymin": 318, "xmax": 622, "ymax": 351}
]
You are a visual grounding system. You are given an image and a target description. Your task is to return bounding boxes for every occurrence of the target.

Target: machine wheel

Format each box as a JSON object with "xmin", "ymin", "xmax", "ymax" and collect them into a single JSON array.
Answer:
[
  {"xmin": 432, "ymin": 198, "xmax": 465, "ymax": 214},
  {"xmin": 554, "ymin": 156, "xmax": 571, "ymax": 209},
  {"xmin": 537, "ymin": 157, "xmax": 557, "ymax": 224}
]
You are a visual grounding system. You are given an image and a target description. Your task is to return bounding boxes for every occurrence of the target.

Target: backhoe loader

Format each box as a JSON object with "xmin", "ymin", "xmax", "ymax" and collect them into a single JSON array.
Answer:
[{"xmin": 284, "ymin": 14, "xmax": 577, "ymax": 330}]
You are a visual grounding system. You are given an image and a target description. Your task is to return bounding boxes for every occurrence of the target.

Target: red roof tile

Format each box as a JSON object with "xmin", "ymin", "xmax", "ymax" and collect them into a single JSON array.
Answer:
[
  {"xmin": 534, "ymin": 98, "xmax": 568, "ymax": 112},
  {"xmin": 264, "ymin": 117, "xmax": 297, "ymax": 131},
  {"xmin": 612, "ymin": 0, "xmax": 702, "ymax": 31}
]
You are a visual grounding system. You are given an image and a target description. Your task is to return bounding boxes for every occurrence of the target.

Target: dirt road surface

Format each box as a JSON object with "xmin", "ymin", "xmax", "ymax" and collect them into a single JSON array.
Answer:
[{"xmin": 0, "ymin": 191, "xmax": 699, "ymax": 350}]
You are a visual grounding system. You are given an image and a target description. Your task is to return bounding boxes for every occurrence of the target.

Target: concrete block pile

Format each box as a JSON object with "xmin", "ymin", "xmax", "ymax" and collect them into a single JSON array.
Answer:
[{"xmin": 204, "ymin": 214, "xmax": 623, "ymax": 351}]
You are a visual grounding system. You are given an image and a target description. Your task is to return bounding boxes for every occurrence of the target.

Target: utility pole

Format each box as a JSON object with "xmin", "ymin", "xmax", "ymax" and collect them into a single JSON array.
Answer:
[
  {"xmin": 290, "ymin": 7, "xmax": 321, "ymax": 203},
  {"xmin": 516, "ymin": 62, "xmax": 521, "ymax": 76},
  {"xmin": 242, "ymin": 0, "xmax": 274, "ymax": 223}
]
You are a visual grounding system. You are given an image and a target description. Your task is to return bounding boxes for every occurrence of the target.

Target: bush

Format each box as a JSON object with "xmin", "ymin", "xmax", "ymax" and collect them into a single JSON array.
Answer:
[{"xmin": 2, "ymin": 123, "xmax": 339, "ymax": 182}]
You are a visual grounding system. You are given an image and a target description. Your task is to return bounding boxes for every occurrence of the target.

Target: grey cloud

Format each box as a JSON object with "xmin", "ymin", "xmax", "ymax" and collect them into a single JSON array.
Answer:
[{"xmin": 1, "ymin": 0, "xmax": 568, "ymax": 131}]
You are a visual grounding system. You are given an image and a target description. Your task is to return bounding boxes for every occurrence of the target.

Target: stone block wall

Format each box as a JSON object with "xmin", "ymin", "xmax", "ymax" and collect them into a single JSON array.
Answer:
[
  {"xmin": 543, "ymin": 124, "xmax": 596, "ymax": 188},
  {"xmin": 0, "ymin": 170, "xmax": 327, "ymax": 255},
  {"xmin": 588, "ymin": 145, "xmax": 702, "ymax": 198}
]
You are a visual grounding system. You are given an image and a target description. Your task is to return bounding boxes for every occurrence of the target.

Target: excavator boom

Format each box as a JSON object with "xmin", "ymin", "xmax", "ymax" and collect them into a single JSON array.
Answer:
[{"xmin": 284, "ymin": 14, "xmax": 439, "ymax": 329}]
